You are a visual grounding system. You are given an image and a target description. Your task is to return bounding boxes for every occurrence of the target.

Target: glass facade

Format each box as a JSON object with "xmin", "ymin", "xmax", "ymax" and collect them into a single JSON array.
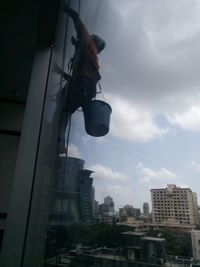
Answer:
[{"xmin": 1, "ymin": 0, "xmax": 200, "ymax": 266}]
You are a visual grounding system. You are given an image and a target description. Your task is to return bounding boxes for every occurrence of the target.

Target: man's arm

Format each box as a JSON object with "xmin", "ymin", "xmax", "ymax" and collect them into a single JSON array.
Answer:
[{"xmin": 63, "ymin": 4, "xmax": 89, "ymax": 43}]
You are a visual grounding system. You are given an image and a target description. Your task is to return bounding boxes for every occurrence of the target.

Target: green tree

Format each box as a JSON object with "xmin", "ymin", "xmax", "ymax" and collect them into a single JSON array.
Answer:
[{"xmin": 147, "ymin": 227, "xmax": 192, "ymax": 257}]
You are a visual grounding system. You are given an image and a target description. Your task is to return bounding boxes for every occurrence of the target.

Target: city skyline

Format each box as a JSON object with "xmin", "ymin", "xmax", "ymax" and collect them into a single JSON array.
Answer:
[
  {"xmin": 63, "ymin": 152, "xmax": 200, "ymax": 211},
  {"xmin": 92, "ymin": 184, "xmax": 199, "ymax": 213}
]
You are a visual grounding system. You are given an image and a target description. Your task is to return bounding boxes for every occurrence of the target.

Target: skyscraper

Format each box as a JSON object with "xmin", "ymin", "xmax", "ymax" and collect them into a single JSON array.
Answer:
[
  {"xmin": 79, "ymin": 170, "xmax": 94, "ymax": 224},
  {"xmin": 151, "ymin": 184, "xmax": 199, "ymax": 225}
]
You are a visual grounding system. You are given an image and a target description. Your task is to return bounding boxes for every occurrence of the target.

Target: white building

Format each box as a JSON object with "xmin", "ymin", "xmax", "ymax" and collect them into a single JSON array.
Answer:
[{"xmin": 151, "ymin": 184, "xmax": 199, "ymax": 225}]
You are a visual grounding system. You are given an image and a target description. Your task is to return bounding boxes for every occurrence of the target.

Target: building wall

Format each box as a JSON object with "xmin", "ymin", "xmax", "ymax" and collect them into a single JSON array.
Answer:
[
  {"xmin": 191, "ymin": 230, "xmax": 200, "ymax": 260},
  {"xmin": 0, "ymin": 0, "xmax": 39, "ymax": 253},
  {"xmin": 192, "ymin": 193, "xmax": 200, "ymax": 225}
]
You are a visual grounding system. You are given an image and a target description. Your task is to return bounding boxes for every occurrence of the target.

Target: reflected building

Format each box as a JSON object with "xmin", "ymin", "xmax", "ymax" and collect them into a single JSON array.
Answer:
[
  {"xmin": 49, "ymin": 157, "xmax": 94, "ymax": 225},
  {"xmin": 0, "ymin": 1, "xmax": 101, "ymax": 266},
  {"xmin": 79, "ymin": 170, "xmax": 94, "ymax": 224}
]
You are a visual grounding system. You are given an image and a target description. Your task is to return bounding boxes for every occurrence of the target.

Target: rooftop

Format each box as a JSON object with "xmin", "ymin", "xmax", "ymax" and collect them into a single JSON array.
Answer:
[
  {"xmin": 143, "ymin": 237, "xmax": 165, "ymax": 242},
  {"xmin": 122, "ymin": 231, "xmax": 146, "ymax": 236}
]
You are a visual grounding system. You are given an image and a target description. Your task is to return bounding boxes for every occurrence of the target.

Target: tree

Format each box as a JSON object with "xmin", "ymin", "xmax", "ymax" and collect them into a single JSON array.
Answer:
[{"xmin": 147, "ymin": 227, "xmax": 192, "ymax": 257}]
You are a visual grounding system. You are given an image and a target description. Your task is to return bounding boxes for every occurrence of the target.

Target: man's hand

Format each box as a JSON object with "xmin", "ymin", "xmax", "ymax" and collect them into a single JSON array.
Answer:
[
  {"xmin": 71, "ymin": 36, "xmax": 79, "ymax": 46},
  {"xmin": 63, "ymin": 3, "xmax": 78, "ymax": 18},
  {"xmin": 63, "ymin": 2, "xmax": 84, "ymax": 42}
]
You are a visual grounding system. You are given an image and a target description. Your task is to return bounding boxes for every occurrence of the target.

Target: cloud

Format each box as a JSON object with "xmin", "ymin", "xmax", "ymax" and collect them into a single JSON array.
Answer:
[
  {"xmin": 91, "ymin": 164, "xmax": 131, "ymax": 209},
  {"xmin": 189, "ymin": 160, "xmax": 200, "ymax": 173},
  {"xmin": 90, "ymin": 164, "xmax": 127, "ymax": 181},
  {"xmin": 68, "ymin": 143, "xmax": 81, "ymax": 158},
  {"xmin": 179, "ymin": 184, "xmax": 190, "ymax": 188},
  {"xmin": 94, "ymin": 183, "xmax": 139, "ymax": 210},
  {"xmin": 94, "ymin": 0, "xmax": 200, "ymax": 115},
  {"xmin": 166, "ymin": 106, "xmax": 200, "ymax": 132},
  {"xmin": 137, "ymin": 162, "xmax": 178, "ymax": 184},
  {"xmin": 106, "ymin": 93, "xmax": 168, "ymax": 142}
]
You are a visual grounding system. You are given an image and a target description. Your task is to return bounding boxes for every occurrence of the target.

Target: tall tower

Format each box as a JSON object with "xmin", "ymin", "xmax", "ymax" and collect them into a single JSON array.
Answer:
[
  {"xmin": 50, "ymin": 157, "xmax": 95, "ymax": 226},
  {"xmin": 50, "ymin": 157, "xmax": 84, "ymax": 225},
  {"xmin": 143, "ymin": 202, "xmax": 149, "ymax": 217},
  {"xmin": 79, "ymin": 170, "xmax": 94, "ymax": 224}
]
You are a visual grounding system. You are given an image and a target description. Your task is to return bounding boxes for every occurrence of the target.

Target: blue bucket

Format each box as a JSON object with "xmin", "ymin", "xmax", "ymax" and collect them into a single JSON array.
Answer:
[{"xmin": 83, "ymin": 100, "xmax": 112, "ymax": 137}]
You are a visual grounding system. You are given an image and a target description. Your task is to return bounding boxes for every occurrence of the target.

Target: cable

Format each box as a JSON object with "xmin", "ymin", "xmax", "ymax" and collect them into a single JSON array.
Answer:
[{"xmin": 71, "ymin": 119, "xmax": 200, "ymax": 186}]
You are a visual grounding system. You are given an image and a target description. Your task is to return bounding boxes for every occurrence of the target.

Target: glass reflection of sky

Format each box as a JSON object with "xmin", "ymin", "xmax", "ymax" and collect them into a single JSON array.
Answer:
[{"xmin": 68, "ymin": 0, "xmax": 200, "ymax": 210}]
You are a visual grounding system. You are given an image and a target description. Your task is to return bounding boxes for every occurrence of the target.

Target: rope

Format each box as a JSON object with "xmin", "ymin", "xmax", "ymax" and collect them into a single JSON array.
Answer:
[
  {"xmin": 58, "ymin": 0, "xmax": 85, "ymax": 222},
  {"xmin": 78, "ymin": 0, "xmax": 81, "ymax": 16},
  {"xmin": 96, "ymin": 81, "xmax": 105, "ymax": 101},
  {"xmin": 97, "ymin": 81, "xmax": 102, "ymax": 93},
  {"xmin": 59, "ymin": 0, "xmax": 80, "ymax": 227}
]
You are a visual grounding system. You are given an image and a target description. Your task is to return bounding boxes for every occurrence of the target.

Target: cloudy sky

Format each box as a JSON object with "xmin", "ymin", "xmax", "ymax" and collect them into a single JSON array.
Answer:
[{"xmin": 68, "ymin": 0, "xmax": 200, "ymax": 210}]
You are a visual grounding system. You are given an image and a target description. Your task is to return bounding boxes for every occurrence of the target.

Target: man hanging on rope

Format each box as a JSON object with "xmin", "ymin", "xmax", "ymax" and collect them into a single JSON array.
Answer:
[{"xmin": 63, "ymin": 4, "xmax": 106, "ymax": 113}]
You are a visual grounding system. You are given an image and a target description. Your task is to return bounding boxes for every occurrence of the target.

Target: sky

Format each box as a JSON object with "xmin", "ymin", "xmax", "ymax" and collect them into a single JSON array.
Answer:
[{"xmin": 67, "ymin": 0, "xmax": 200, "ymax": 211}]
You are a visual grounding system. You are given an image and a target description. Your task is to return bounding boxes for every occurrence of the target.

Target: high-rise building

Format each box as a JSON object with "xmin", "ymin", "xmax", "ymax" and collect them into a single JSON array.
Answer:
[
  {"xmin": 151, "ymin": 184, "xmax": 199, "ymax": 225},
  {"xmin": 50, "ymin": 157, "xmax": 84, "ymax": 225},
  {"xmin": 143, "ymin": 202, "xmax": 149, "ymax": 218},
  {"xmin": 79, "ymin": 170, "xmax": 94, "ymax": 224},
  {"xmin": 104, "ymin": 195, "xmax": 115, "ymax": 212}
]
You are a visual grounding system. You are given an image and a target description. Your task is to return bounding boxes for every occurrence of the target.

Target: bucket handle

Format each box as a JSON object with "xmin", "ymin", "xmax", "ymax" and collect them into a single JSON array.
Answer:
[{"xmin": 96, "ymin": 81, "xmax": 105, "ymax": 101}]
